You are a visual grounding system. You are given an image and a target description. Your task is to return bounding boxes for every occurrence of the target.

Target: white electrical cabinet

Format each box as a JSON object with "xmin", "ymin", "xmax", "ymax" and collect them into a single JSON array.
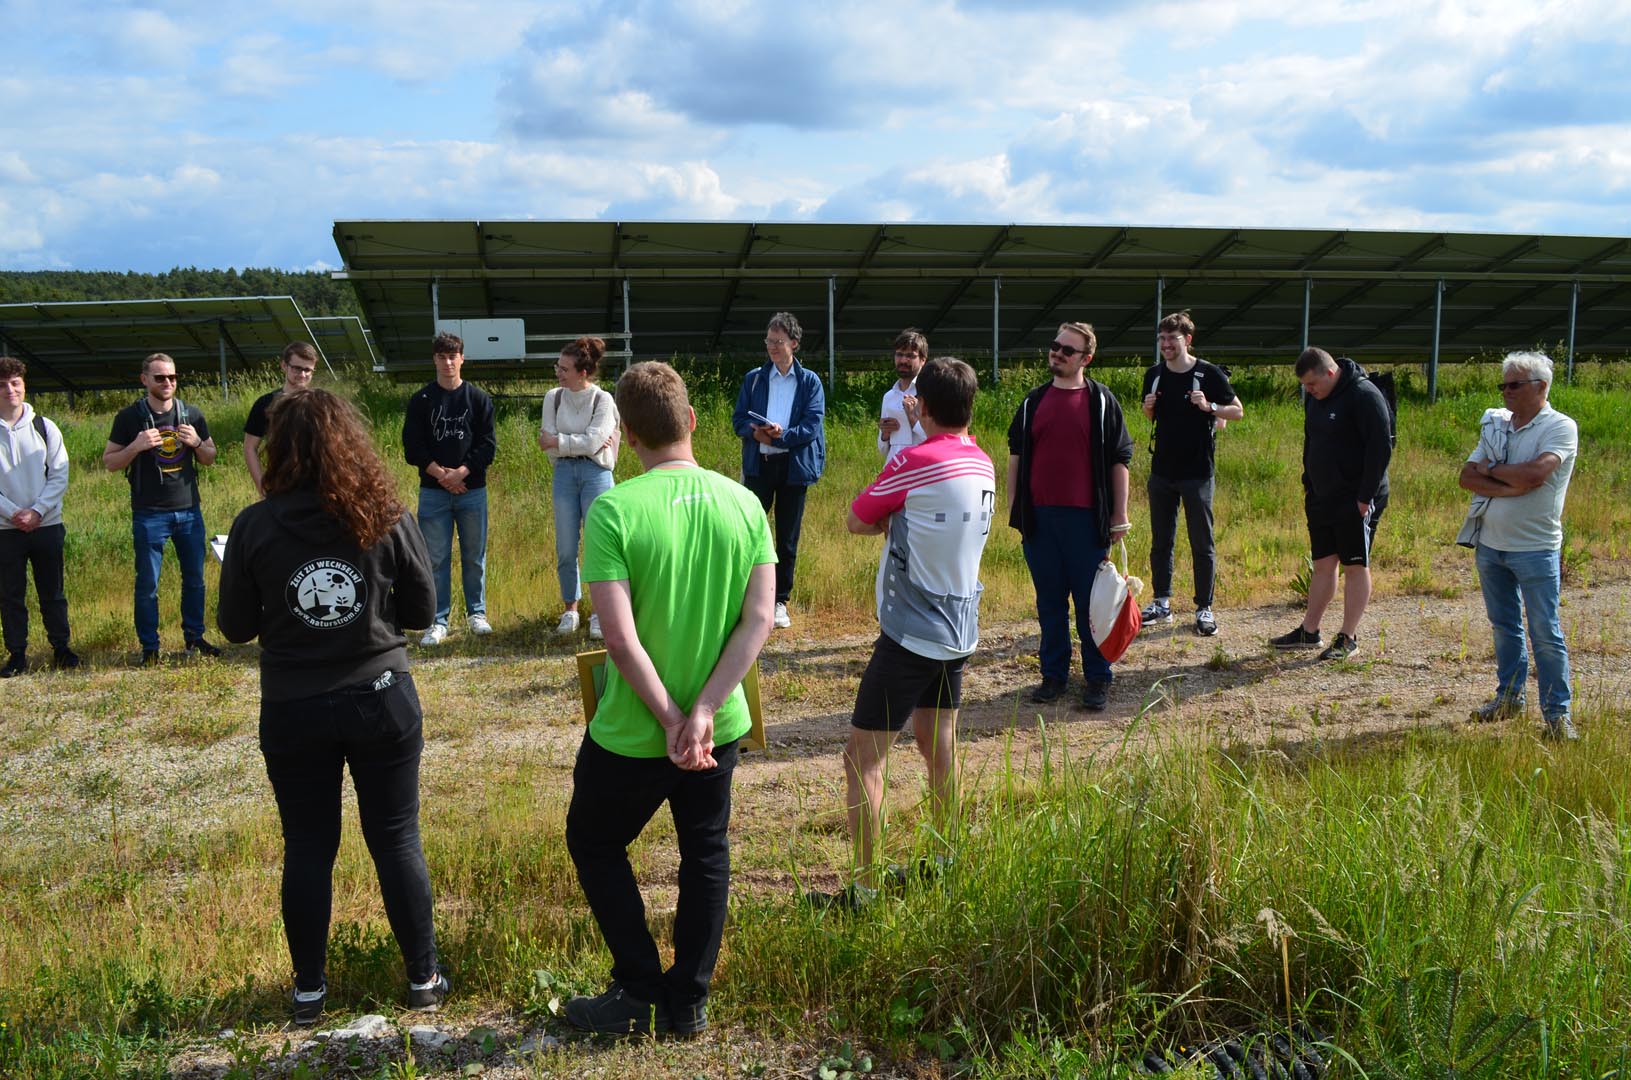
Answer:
[{"xmin": 434, "ymin": 319, "xmax": 526, "ymax": 361}]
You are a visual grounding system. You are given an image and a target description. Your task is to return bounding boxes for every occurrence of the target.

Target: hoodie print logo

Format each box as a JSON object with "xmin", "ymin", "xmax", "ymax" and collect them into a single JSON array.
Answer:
[
  {"xmin": 287, "ymin": 559, "xmax": 368, "ymax": 629},
  {"xmin": 433, "ymin": 402, "xmax": 470, "ymax": 442}
]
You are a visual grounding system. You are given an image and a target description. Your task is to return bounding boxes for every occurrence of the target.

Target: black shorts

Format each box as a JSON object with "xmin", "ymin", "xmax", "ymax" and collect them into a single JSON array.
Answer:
[
  {"xmin": 1306, "ymin": 494, "xmax": 1386, "ymax": 566},
  {"xmin": 851, "ymin": 633, "xmax": 968, "ymax": 733}
]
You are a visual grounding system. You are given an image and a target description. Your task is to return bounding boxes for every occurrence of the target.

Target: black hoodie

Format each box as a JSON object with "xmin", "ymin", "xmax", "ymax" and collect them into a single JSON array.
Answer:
[
  {"xmin": 217, "ymin": 490, "xmax": 435, "ymax": 701},
  {"xmin": 1302, "ymin": 356, "xmax": 1392, "ymax": 505}
]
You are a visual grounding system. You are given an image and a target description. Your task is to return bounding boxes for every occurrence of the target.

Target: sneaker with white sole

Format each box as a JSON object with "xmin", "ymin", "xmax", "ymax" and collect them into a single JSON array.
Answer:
[
  {"xmin": 773, "ymin": 602, "xmax": 791, "ymax": 629},
  {"xmin": 408, "ymin": 971, "xmax": 451, "ymax": 1011},
  {"xmin": 588, "ymin": 613, "xmax": 602, "ymax": 640},
  {"xmin": 420, "ymin": 623, "xmax": 448, "ymax": 647},
  {"xmin": 469, "ymin": 613, "xmax": 493, "ymax": 636},
  {"xmin": 556, "ymin": 610, "xmax": 580, "ymax": 635},
  {"xmin": 1140, "ymin": 599, "xmax": 1172, "ymax": 624},
  {"xmin": 1195, "ymin": 608, "xmax": 1217, "ymax": 636},
  {"xmin": 1319, "ymin": 632, "xmax": 1360, "ymax": 661}
]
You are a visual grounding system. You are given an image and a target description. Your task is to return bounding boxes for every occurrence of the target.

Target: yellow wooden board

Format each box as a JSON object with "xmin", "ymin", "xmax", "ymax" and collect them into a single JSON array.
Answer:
[{"xmin": 575, "ymin": 650, "xmax": 766, "ymax": 752}]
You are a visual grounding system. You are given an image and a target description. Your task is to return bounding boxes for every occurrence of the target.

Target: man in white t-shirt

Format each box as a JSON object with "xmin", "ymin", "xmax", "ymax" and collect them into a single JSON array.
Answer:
[
  {"xmin": 877, "ymin": 328, "xmax": 928, "ymax": 463},
  {"xmin": 1457, "ymin": 351, "xmax": 1579, "ymax": 740},
  {"xmin": 807, "ymin": 357, "xmax": 995, "ymax": 911}
]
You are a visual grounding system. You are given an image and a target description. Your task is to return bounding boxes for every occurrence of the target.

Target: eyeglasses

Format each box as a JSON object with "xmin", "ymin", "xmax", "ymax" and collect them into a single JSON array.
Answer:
[
  {"xmin": 764, "ymin": 338, "xmax": 794, "ymax": 348},
  {"xmin": 1497, "ymin": 379, "xmax": 1541, "ymax": 391},
  {"xmin": 1049, "ymin": 340, "xmax": 1087, "ymax": 358},
  {"xmin": 149, "ymin": 373, "xmax": 179, "ymax": 382},
  {"xmin": 287, "ymin": 365, "xmax": 316, "ymax": 375}
]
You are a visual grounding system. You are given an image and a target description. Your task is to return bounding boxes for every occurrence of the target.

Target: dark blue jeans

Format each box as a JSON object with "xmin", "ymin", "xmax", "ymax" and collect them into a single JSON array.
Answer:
[
  {"xmin": 743, "ymin": 453, "xmax": 808, "ymax": 604},
  {"xmin": 259, "ymin": 672, "xmax": 438, "ymax": 992},
  {"xmin": 132, "ymin": 506, "xmax": 207, "ymax": 650},
  {"xmin": 1022, "ymin": 505, "xmax": 1111, "ymax": 685},
  {"xmin": 566, "ymin": 734, "xmax": 740, "ymax": 1011},
  {"xmin": 1147, "ymin": 473, "xmax": 1216, "ymax": 607}
]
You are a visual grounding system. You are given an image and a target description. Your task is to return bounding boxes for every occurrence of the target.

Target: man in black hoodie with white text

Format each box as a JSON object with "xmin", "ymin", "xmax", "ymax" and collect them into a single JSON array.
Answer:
[{"xmin": 1271, "ymin": 347, "xmax": 1393, "ymax": 661}]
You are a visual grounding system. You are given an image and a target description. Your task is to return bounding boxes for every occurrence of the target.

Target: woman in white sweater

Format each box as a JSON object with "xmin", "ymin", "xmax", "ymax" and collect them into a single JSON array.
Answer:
[{"xmin": 539, "ymin": 336, "xmax": 620, "ymax": 637}]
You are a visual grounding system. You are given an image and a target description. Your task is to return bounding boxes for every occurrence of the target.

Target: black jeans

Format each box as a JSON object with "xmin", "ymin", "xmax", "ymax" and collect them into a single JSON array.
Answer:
[
  {"xmin": 566, "ymin": 734, "xmax": 740, "ymax": 1010},
  {"xmin": 0, "ymin": 523, "xmax": 71, "ymax": 655},
  {"xmin": 259, "ymin": 671, "xmax": 438, "ymax": 991},
  {"xmin": 743, "ymin": 454, "xmax": 808, "ymax": 603},
  {"xmin": 1147, "ymin": 473, "xmax": 1216, "ymax": 608}
]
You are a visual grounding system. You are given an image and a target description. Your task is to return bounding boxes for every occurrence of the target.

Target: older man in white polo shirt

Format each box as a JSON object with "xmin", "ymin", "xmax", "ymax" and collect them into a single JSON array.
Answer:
[{"xmin": 1457, "ymin": 350, "xmax": 1579, "ymax": 740}]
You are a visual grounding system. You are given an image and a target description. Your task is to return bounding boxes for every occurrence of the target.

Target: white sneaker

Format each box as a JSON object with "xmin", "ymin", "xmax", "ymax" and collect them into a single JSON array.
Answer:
[
  {"xmin": 773, "ymin": 602, "xmax": 791, "ymax": 629},
  {"xmin": 469, "ymin": 613, "xmax": 493, "ymax": 636},
  {"xmin": 420, "ymin": 623, "xmax": 448, "ymax": 647},
  {"xmin": 588, "ymin": 613, "xmax": 603, "ymax": 640},
  {"xmin": 556, "ymin": 610, "xmax": 580, "ymax": 635}
]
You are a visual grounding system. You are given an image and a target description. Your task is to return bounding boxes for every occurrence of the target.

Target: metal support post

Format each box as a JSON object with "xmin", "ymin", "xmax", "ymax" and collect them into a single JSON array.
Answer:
[
  {"xmin": 430, "ymin": 279, "xmax": 440, "ymax": 324},
  {"xmin": 1302, "ymin": 278, "xmax": 1312, "ymax": 350},
  {"xmin": 991, "ymin": 276, "xmax": 1001, "ymax": 383},
  {"xmin": 827, "ymin": 276, "xmax": 836, "ymax": 390},
  {"xmin": 1566, "ymin": 280, "xmax": 1579, "ymax": 385},
  {"xmin": 1153, "ymin": 278, "xmax": 1164, "ymax": 364},
  {"xmin": 1428, "ymin": 279, "xmax": 1444, "ymax": 404},
  {"xmin": 622, "ymin": 277, "xmax": 632, "ymax": 371},
  {"xmin": 218, "ymin": 326, "xmax": 228, "ymax": 396}
]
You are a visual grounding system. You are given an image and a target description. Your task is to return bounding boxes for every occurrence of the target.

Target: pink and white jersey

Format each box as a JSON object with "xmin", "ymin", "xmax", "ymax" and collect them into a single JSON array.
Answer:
[{"xmin": 851, "ymin": 433, "xmax": 996, "ymax": 660}]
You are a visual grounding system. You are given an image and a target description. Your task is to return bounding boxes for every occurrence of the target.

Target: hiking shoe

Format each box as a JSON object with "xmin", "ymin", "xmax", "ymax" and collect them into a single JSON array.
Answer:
[
  {"xmin": 185, "ymin": 637, "xmax": 222, "ymax": 658},
  {"xmin": 588, "ymin": 613, "xmax": 603, "ymax": 640},
  {"xmin": 1270, "ymin": 625, "xmax": 1323, "ymax": 649},
  {"xmin": 1319, "ymin": 633, "xmax": 1360, "ymax": 661},
  {"xmin": 1195, "ymin": 608, "xmax": 1217, "ymax": 636},
  {"xmin": 53, "ymin": 647, "xmax": 81, "ymax": 670},
  {"xmin": 1028, "ymin": 677, "xmax": 1067, "ymax": 704},
  {"xmin": 0, "ymin": 653, "xmax": 25, "ymax": 678},
  {"xmin": 408, "ymin": 971, "xmax": 451, "ymax": 1012},
  {"xmin": 563, "ymin": 982, "xmax": 669, "ymax": 1036},
  {"xmin": 555, "ymin": 610, "xmax": 580, "ymax": 635},
  {"xmin": 291, "ymin": 983, "xmax": 326, "ymax": 1026},
  {"xmin": 773, "ymin": 602, "xmax": 791, "ymax": 629},
  {"xmin": 1470, "ymin": 696, "xmax": 1524, "ymax": 723},
  {"xmin": 666, "ymin": 996, "xmax": 709, "ymax": 1038},
  {"xmin": 468, "ymin": 613, "xmax": 493, "ymax": 636},
  {"xmin": 1544, "ymin": 715, "xmax": 1580, "ymax": 742},
  {"xmin": 141, "ymin": 648, "xmax": 162, "ymax": 666},
  {"xmin": 802, "ymin": 883, "xmax": 879, "ymax": 914},
  {"xmin": 1079, "ymin": 680, "xmax": 1110, "ymax": 712},
  {"xmin": 420, "ymin": 623, "xmax": 448, "ymax": 647},
  {"xmin": 1140, "ymin": 599, "xmax": 1172, "ymax": 624}
]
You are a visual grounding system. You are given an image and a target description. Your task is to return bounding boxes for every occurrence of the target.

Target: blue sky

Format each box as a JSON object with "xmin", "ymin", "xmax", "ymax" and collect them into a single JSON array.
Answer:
[{"xmin": 2, "ymin": 0, "xmax": 1627, "ymax": 271}]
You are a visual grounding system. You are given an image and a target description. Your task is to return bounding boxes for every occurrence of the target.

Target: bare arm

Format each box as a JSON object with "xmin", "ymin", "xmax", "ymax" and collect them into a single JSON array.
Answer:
[
  {"xmin": 677, "ymin": 564, "xmax": 776, "ymax": 767},
  {"xmin": 847, "ymin": 508, "xmax": 885, "ymax": 536},
  {"xmin": 1459, "ymin": 454, "xmax": 1558, "ymax": 497},
  {"xmin": 243, "ymin": 434, "xmax": 264, "ymax": 495},
  {"xmin": 1212, "ymin": 396, "xmax": 1244, "ymax": 422},
  {"xmin": 589, "ymin": 578, "xmax": 689, "ymax": 734},
  {"xmin": 1108, "ymin": 462, "xmax": 1130, "ymax": 532},
  {"xmin": 1006, "ymin": 454, "xmax": 1020, "ymax": 510},
  {"xmin": 104, "ymin": 433, "xmax": 158, "ymax": 471},
  {"xmin": 192, "ymin": 436, "xmax": 218, "ymax": 466}
]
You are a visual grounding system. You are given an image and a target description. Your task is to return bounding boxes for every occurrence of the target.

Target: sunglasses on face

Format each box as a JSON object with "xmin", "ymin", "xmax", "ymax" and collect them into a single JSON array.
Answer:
[
  {"xmin": 1497, "ymin": 379, "xmax": 1540, "ymax": 392},
  {"xmin": 1049, "ymin": 340, "xmax": 1087, "ymax": 358},
  {"xmin": 149, "ymin": 373, "xmax": 179, "ymax": 382}
]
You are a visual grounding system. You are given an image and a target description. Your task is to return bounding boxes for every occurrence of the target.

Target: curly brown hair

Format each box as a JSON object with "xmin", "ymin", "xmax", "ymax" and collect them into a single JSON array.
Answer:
[{"xmin": 262, "ymin": 388, "xmax": 405, "ymax": 549}]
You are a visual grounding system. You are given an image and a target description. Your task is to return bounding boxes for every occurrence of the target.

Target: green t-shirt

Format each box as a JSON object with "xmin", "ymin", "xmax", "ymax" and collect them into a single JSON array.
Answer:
[{"xmin": 582, "ymin": 464, "xmax": 777, "ymax": 758}]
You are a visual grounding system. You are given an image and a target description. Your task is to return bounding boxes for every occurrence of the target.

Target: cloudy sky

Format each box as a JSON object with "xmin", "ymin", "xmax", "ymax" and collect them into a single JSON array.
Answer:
[{"xmin": 2, "ymin": 0, "xmax": 1627, "ymax": 271}]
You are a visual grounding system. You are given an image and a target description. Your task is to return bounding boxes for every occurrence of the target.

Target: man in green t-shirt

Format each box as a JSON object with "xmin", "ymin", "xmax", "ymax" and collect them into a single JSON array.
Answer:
[{"xmin": 564, "ymin": 361, "xmax": 776, "ymax": 1038}]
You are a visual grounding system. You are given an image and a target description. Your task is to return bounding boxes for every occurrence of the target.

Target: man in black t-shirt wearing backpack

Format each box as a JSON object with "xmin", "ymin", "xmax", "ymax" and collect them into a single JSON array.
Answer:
[
  {"xmin": 1139, "ymin": 312, "xmax": 1243, "ymax": 636},
  {"xmin": 103, "ymin": 352, "xmax": 222, "ymax": 664}
]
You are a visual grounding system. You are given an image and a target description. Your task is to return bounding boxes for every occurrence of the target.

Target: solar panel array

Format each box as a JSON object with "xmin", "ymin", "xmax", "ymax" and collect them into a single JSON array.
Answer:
[{"xmin": 332, "ymin": 221, "xmax": 1631, "ymax": 374}]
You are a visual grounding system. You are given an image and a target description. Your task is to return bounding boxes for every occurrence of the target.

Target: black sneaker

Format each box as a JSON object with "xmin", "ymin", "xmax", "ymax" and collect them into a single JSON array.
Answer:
[
  {"xmin": 1028, "ymin": 677, "xmax": 1067, "ymax": 704},
  {"xmin": 1140, "ymin": 599, "xmax": 1173, "ymax": 624},
  {"xmin": 185, "ymin": 638, "xmax": 222, "ymax": 658},
  {"xmin": 802, "ymin": 882, "xmax": 879, "ymax": 913},
  {"xmin": 141, "ymin": 648, "xmax": 162, "ymax": 667},
  {"xmin": 291, "ymin": 983, "xmax": 326, "ymax": 1026},
  {"xmin": 1270, "ymin": 625, "xmax": 1323, "ymax": 649},
  {"xmin": 1319, "ymin": 633, "xmax": 1360, "ymax": 661},
  {"xmin": 408, "ymin": 971, "xmax": 451, "ymax": 1012},
  {"xmin": 0, "ymin": 653, "xmax": 25, "ymax": 678},
  {"xmin": 1470, "ymin": 696, "xmax": 1524, "ymax": 723},
  {"xmin": 1079, "ymin": 680, "xmax": 1110, "ymax": 712},
  {"xmin": 666, "ymin": 995, "xmax": 709, "ymax": 1038},
  {"xmin": 563, "ymin": 982, "xmax": 669, "ymax": 1035},
  {"xmin": 52, "ymin": 647, "xmax": 81, "ymax": 670}
]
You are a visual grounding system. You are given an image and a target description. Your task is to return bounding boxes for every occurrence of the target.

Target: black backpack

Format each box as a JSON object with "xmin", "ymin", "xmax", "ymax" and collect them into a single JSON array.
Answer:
[
  {"xmin": 1341, "ymin": 360, "xmax": 1397, "ymax": 448},
  {"xmin": 1142, "ymin": 359, "xmax": 1232, "ymax": 454}
]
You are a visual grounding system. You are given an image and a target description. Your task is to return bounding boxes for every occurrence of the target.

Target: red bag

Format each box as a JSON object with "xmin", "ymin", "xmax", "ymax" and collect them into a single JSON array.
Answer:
[{"xmin": 1089, "ymin": 540, "xmax": 1143, "ymax": 663}]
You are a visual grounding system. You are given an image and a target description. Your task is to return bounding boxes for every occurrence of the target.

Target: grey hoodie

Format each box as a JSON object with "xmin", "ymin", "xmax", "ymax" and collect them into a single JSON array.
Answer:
[{"xmin": 0, "ymin": 404, "xmax": 68, "ymax": 530}]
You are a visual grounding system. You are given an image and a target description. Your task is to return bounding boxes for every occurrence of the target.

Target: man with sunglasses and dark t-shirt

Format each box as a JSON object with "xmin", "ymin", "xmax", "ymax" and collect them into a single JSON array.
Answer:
[{"xmin": 1006, "ymin": 322, "xmax": 1133, "ymax": 712}]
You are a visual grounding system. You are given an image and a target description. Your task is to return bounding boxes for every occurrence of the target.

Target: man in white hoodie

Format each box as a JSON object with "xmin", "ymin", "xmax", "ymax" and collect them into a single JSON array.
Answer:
[{"xmin": 0, "ymin": 356, "xmax": 78, "ymax": 677}]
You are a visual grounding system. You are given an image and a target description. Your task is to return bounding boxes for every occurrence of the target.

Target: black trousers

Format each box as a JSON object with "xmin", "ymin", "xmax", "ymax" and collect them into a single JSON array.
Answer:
[
  {"xmin": 1147, "ymin": 473, "xmax": 1216, "ymax": 608},
  {"xmin": 0, "ymin": 524, "xmax": 71, "ymax": 656},
  {"xmin": 743, "ymin": 453, "xmax": 808, "ymax": 604},
  {"xmin": 566, "ymin": 734, "xmax": 740, "ymax": 1010},
  {"xmin": 259, "ymin": 672, "xmax": 438, "ymax": 991}
]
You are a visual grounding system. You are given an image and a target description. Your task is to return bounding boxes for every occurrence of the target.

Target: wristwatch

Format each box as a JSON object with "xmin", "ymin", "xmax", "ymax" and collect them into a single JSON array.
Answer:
[{"xmin": 1208, "ymin": 400, "xmax": 1217, "ymax": 414}]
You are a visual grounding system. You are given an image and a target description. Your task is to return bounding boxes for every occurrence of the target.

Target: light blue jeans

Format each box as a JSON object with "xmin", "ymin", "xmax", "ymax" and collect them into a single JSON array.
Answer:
[
  {"xmin": 1475, "ymin": 543, "xmax": 1572, "ymax": 720},
  {"xmin": 417, "ymin": 486, "xmax": 488, "ymax": 626},
  {"xmin": 553, "ymin": 457, "xmax": 614, "ymax": 603},
  {"xmin": 132, "ymin": 506, "xmax": 208, "ymax": 651}
]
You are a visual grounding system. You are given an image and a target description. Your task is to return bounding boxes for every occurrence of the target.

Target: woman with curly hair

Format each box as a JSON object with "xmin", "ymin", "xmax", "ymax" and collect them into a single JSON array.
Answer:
[
  {"xmin": 538, "ymin": 335, "xmax": 620, "ymax": 638},
  {"xmin": 219, "ymin": 387, "xmax": 449, "ymax": 1025}
]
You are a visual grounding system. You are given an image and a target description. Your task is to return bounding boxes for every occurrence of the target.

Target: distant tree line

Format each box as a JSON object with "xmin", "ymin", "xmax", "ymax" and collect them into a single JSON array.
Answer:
[{"xmin": 0, "ymin": 268, "xmax": 362, "ymax": 319}]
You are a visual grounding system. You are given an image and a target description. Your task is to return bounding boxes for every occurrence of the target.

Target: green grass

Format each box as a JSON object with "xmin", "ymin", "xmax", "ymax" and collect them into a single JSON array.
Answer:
[{"xmin": 3, "ymin": 359, "xmax": 1630, "ymax": 1077}]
